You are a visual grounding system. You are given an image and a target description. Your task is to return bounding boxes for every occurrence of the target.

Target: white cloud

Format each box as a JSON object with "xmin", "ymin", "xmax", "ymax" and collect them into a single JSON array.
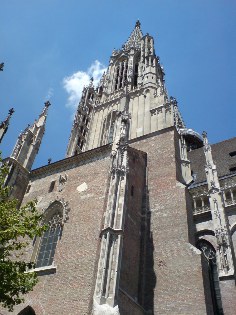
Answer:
[
  {"xmin": 44, "ymin": 87, "xmax": 54, "ymax": 101},
  {"xmin": 63, "ymin": 60, "xmax": 106, "ymax": 111}
]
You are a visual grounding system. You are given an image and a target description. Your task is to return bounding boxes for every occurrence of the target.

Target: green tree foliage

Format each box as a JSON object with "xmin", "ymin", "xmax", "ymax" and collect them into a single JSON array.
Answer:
[{"xmin": 0, "ymin": 156, "xmax": 47, "ymax": 311}]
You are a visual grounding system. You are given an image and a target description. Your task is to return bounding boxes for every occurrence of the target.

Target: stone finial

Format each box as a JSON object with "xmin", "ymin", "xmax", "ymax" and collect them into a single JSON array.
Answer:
[
  {"xmin": 44, "ymin": 101, "xmax": 51, "ymax": 108},
  {"xmin": 89, "ymin": 77, "xmax": 94, "ymax": 88},
  {"xmin": 0, "ymin": 107, "xmax": 14, "ymax": 143},
  {"xmin": 9, "ymin": 108, "xmax": 15, "ymax": 116},
  {"xmin": 135, "ymin": 20, "xmax": 141, "ymax": 28},
  {"xmin": 202, "ymin": 131, "xmax": 212, "ymax": 154},
  {"xmin": 122, "ymin": 20, "xmax": 143, "ymax": 51},
  {"xmin": 0, "ymin": 108, "xmax": 15, "ymax": 127},
  {"xmin": 41, "ymin": 101, "xmax": 51, "ymax": 117},
  {"xmin": 202, "ymin": 131, "xmax": 209, "ymax": 146}
]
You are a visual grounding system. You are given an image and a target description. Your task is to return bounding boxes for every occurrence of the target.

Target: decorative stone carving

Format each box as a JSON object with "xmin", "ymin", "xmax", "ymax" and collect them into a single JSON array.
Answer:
[
  {"xmin": 198, "ymin": 241, "xmax": 216, "ymax": 263},
  {"xmin": 48, "ymin": 212, "xmax": 63, "ymax": 228},
  {"xmin": 93, "ymin": 90, "xmax": 130, "ymax": 310},
  {"xmin": 11, "ymin": 136, "xmax": 23, "ymax": 159},
  {"xmin": 189, "ymin": 185, "xmax": 208, "ymax": 198},
  {"xmin": 43, "ymin": 198, "xmax": 70, "ymax": 224},
  {"xmin": 58, "ymin": 173, "xmax": 68, "ymax": 192},
  {"xmin": 202, "ymin": 133, "xmax": 234, "ymax": 276},
  {"xmin": 221, "ymin": 176, "xmax": 236, "ymax": 190},
  {"xmin": 202, "ymin": 131, "xmax": 211, "ymax": 152},
  {"xmin": 215, "ymin": 226, "xmax": 230, "ymax": 272},
  {"xmin": 122, "ymin": 20, "xmax": 143, "ymax": 51},
  {"xmin": 150, "ymin": 106, "xmax": 163, "ymax": 116},
  {"xmin": 164, "ymin": 103, "xmax": 172, "ymax": 113}
]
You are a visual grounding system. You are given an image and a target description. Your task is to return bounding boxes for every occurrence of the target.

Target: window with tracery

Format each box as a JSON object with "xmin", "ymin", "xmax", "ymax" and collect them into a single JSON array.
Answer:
[
  {"xmin": 100, "ymin": 111, "xmax": 117, "ymax": 145},
  {"xmin": 36, "ymin": 210, "xmax": 63, "ymax": 268},
  {"xmin": 114, "ymin": 60, "xmax": 128, "ymax": 90}
]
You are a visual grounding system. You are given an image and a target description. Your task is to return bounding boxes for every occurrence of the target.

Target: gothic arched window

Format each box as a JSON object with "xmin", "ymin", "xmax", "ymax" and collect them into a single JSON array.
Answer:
[
  {"xmin": 133, "ymin": 52, "xmax": 140, "ymax": 88},
  {"xmin": 114, "ymin": 59, "xmax": 128, "ymax": 90},
  {"xmin": 197, "ymin": 240, "xmax": 224, "ymax": 315},
  {"xmin": 100, "ymin": 111, "xmax": 117, "ymax": 145},
  {"xmin": 35, "ymin": 202, "xmax": 63, "ymax": 268}
]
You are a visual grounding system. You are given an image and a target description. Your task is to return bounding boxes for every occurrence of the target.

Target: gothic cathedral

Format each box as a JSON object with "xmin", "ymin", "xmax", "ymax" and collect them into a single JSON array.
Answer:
[{"xmin": 2, "ymin": 21, "xmax": 236, "ymax": 315}]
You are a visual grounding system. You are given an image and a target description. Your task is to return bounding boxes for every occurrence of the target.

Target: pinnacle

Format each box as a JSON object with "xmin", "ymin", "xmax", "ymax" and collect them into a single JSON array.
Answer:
[
  {"xmin": 40, "ymin": 100, "xmax": 51, "ymax": 117},
  {"xmin": 44, "ymin": 101, "xmax": 51, "ymax": 108},
  {"xmin": 135, "ymin": 20, "xmax": 141, "ymax": 28},
  {"xmin": 122, "ymin": 20, "xmax": 143, "ymax": 51},
  {"xmin": 9, "ymin": 108, "xmax": 15, "ymax": 116}
]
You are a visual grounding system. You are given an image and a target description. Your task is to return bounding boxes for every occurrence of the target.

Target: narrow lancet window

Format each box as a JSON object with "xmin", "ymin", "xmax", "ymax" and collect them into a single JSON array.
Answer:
[
  {"xmin": 134, "ymin": 63, "xmax": 139, "ymax": 87},
  {"xmin": 100, "ymin": 111, "xmax": 117, "ymax": 145},
  {"xmin": 114, "ymin": 60, "xmax": 128, "ymax": 91},
  {"xmin": 36, "ymin": 211, "xmax": 63, "ymax": 268}
]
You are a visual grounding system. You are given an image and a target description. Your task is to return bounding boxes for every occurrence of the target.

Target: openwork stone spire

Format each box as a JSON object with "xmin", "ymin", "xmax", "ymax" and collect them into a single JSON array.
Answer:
[{"xmin": 122, "ymin": 20, "xmax": 143, "ymax": 51}]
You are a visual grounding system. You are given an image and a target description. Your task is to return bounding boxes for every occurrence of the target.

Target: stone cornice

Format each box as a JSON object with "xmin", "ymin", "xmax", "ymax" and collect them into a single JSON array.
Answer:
[
  {"xmin": 94, "ymin": 85, "xmax": 158, "ymax": 112},
  {"xmin": 30, "ymin": 144, "xmax": 112, "ymax": 179},
  {"xmin": 31, "ymin": 126, "xmax": 175, "ymax": 179}
]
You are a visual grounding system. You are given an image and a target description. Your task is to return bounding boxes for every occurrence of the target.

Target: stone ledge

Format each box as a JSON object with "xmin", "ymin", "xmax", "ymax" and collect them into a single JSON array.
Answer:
[{"xmin": 27, "ymin": 264, "xmax": 57, "ymax": 276}]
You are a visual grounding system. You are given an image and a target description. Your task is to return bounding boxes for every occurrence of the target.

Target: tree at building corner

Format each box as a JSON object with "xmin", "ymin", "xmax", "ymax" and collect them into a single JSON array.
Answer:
[{"xmin": 0, "ymin": 154, "xmax": 47, "ymax": 312}]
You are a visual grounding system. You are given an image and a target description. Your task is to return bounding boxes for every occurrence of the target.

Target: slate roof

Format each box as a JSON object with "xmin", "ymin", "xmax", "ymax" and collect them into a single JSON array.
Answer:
[{"xmin": 188, "ymin": 136, "xmax": 236, "ymax": 185}]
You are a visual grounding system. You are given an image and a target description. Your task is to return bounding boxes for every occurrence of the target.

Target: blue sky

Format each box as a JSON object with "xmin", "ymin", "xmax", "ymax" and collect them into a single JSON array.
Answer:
[{"xmin": 1, "ymin": 0, "xmax": 236, "ymax": 169}]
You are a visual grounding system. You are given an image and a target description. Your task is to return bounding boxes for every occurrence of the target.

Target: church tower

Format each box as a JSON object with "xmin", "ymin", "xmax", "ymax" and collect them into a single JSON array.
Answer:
[
  {"xmin": 66, "ymin": 21, "xmax": 185, "ymax": 157},
  {"xmin": 4, "ymin": 101, "xmax": 50, "ymax": 202},
  {"xmin": 65, "ymin": 21, "xmax": 208, "ymax": 314}
]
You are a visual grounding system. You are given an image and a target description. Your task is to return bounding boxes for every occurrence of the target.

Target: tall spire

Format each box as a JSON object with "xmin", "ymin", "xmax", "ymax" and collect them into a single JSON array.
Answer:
[
  {"xmin": 11, "ymin": 101, "xmax": 51, "ymax": 171},
  {"xmin": 3, "ymin": 102, "xmax": 51, "ymax": 203},
  {"xmin": 0, "ymin": 108, "xmax": 14, "ymax": 143},
  {"xmin": 40, "ymin": 100, "xmax": 51, "ymax": 117},
  {"xmin": 122, "ymin": 20, "xmax": 143, "ymax": 51}
]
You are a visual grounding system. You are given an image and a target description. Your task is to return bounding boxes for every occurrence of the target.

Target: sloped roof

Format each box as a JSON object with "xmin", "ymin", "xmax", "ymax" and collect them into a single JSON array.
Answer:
[{"xmin": 188, "ymin": 136, "xmax": 236, "ymax": 184}]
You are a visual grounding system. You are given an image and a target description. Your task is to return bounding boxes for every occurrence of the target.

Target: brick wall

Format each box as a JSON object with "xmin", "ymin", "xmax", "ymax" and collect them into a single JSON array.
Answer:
[
  {"xmin": 119, "ymin": 147, "xmax": 146, "ymax": 307},
  {"xmin": 130, "ymin": 128, "xmax": 209, "ymax": 315},
  {"xmin": 2, "ymin": 149, "xmax": 111, "ymax": 315},
  {"xmin": 220, "ymin": 279, "xmax": 236, "ymax": 315}
]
